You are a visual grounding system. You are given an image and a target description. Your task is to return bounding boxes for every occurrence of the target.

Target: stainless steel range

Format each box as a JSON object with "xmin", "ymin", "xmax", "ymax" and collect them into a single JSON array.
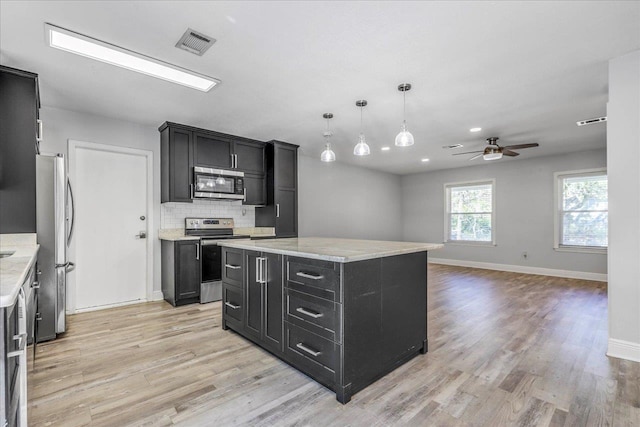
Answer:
[{"xmin": 185, "ymin": 218, "xmax": 249, "ymax": 303}]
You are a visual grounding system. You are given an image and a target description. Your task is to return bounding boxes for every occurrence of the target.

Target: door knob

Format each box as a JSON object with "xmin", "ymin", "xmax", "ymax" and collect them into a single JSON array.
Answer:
[{"xmin": 135, "ymin": 231, "xmax": 147, "ymax": 239}]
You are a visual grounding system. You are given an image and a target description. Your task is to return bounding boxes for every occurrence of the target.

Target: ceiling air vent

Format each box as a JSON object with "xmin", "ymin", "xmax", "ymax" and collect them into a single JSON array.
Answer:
[
  {"xmin": 576, "ymin": 116, "xmax": 607, "ymax": 126},
  {"xmin": 175, "ymin": 28, "xmax": 216, "ymax": 56}
]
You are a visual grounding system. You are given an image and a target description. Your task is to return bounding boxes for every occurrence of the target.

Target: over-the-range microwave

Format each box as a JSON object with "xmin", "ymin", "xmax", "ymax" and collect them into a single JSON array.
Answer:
[{"xmin": 193, "ymin": 167, "xmax": 245, "ymax": 201}]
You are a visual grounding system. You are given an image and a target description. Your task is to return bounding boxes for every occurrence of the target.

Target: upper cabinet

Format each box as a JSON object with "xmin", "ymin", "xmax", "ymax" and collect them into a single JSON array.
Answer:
[
  {"xmin": 255, "ymin": 141, "xmax": 299, "ymax": 237},
  {"xmin": 159, "ymin": 122, "xmax": 266, "ymax": 205},
  {"xmin": 0, "ymin": 66, "xmax": 40, "ymax": 234}
]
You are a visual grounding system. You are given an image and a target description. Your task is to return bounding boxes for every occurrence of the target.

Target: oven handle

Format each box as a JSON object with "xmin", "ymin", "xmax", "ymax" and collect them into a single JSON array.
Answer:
[{"xmin": 200, "ymin": 240, "xmax": 221, "ymax": 246}]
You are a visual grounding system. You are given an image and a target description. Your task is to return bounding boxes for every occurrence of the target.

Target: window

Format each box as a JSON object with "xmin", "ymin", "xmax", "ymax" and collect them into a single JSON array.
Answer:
[
  {"xmin": 445, "ymin": 180, "xmax": 495, "ymax": 244},
  {"xmin": 554, "ymin": 169, "xmax": 607, "ymax": 252}
]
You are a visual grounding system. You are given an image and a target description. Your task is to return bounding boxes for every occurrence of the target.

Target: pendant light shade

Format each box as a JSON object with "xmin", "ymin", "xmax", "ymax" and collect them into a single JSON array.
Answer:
[
  {"xmin": 353, "ymin": 100, "xmax": 370, "ymax": 156},
  {"xmin": 320, "ymin": 113, "xmax": 336, "ymax": 162},
  {"xmin": 395, "ymin": 83, "xmax": 414, "ymax": 147}
]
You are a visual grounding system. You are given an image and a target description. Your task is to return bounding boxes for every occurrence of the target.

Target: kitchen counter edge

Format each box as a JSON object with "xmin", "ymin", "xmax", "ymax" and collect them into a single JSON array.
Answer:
[{"xmin": 0, "ymin": 245, "xmax": 39, "ymax": 307}]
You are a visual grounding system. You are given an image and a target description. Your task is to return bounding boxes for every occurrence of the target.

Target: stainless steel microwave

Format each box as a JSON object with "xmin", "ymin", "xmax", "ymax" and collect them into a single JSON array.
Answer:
[{"xmin": 193, "ymin": 167, "xmax": 245, "ymax": 200}]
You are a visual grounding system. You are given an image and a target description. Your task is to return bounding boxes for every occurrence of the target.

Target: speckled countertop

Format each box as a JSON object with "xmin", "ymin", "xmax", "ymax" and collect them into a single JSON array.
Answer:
[
  {"xmin": 218, "ymin": 237, "xmax": 443, "ymax": 263},
  {"xmin": 158, "ymin": 227, "xmax": 276, "ymax": 241},
  {"xmin": 1, "ymin": 234, "xmax": 39, "ymax": 308}
]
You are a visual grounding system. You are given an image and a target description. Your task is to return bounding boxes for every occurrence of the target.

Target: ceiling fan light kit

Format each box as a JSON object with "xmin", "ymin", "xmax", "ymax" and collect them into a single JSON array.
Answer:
[
  {"xmin": 353, "ymin": 100, "xmax": 371, "ymax": 156},
  {"xmin": 395, "ymin": 83, "xmax": 415, "ymax": 147},
  {"xmin": 320, "ymin": 113, "xmax": 336, "ymax": 162}
]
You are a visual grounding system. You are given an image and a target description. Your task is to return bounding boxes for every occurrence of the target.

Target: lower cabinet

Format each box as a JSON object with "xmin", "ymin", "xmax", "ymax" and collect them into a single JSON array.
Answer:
[
  {"xmin": 222, "ymin": 249, "xmax": 283, "ymax": 354},
  {"xmin": 161, "ymin": 240, "xmax": 201, "ymax": 306}
]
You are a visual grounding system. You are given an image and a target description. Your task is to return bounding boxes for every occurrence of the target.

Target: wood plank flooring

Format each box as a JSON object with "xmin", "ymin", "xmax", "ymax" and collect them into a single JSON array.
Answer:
[{"xmin": 27, "ymin": 265, "xmax": 640, "ymax": 426}]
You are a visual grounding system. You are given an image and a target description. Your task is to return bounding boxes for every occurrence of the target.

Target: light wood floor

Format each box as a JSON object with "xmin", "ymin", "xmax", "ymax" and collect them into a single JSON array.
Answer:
[{"xmin": 28, "ymin": 265, "xmax": 639, "ymax": 426}]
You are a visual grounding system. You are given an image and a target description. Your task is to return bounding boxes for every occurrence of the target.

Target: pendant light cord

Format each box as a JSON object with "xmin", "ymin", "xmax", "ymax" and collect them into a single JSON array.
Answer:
[
  {"xmin": 360, "ymin": 105, "xmax": 363, "ymax": 133},
  {"xmin": 403, "ymin": 90, "xmax": 406, "ymax": 122}
]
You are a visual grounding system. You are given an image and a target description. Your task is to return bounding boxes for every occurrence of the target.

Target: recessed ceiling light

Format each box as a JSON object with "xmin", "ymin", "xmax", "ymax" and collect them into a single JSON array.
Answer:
[
  {"xmin": 470, "ymin": 127, "xmax": 482, "ymax": 132},
  {"xmin": 421, "ymin": 158, "xmax": 430, "ymax": 162},
  {"xmin": 381, "ymin": 146, "xmax": 391, "ymax": 151},
  {"xmin": 45, "ymin": 23, "xmax": 220, "ymax": 92}
]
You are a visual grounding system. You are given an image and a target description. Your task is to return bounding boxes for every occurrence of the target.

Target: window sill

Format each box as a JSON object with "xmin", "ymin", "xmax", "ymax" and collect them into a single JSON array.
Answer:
[
  {"xmin": 554, "ymin": 246, "xmax": 607, "ymax": 255},
  {"xmin": 445, "ymin": 241, "xmax": 496, "ymax": 247}
]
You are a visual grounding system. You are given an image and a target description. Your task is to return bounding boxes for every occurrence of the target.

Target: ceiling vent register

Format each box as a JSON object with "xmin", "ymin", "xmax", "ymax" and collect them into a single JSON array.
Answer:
[
  {"xmin": 576, "ymin": 116, "xmax": 607, "ymax": 126},
  {"xmin": 176, "ymin": 28, "xmax": 216, "ymax": 56}
]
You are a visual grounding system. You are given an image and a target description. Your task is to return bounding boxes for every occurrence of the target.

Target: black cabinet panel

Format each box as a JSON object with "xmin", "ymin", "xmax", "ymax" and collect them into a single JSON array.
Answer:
[
  {"xmin": 170, "ymin": 128, "xmax": 193, "ymax": 202},
  {"xmin": 0, "ymin": 66, "xmax": 39, "ymax": 233},
  {"xmin": 276, "ymin": 189, "xmax": 297, "ymax": 237},
  {"xmin": 234, "ymin": 139, "xmax": 265, "ymax": 175},
  {"xmin": 222, "ymin": 248, "xmax": 243, "ymax": 288},
  {"xmin": 245, "ymin": 251, "xmax": 262, "ymax": 339},
  {"xmin": 276, "ymin": 144, "xmax": 297, "ymax": 189},
  {"xmin": 194, "ymin": 132, "xmax": 232, "ymax": 169},
  {"xmin": 263, "ymin": 252, "xmax": 283, "ymax": 351},
  {"xmin": 176, "ymin": 241, "xmax": 200, "ymax": 300},
  {"xmin": 223, "ymin": 284, "xmax": 243, "ymax": 328}
]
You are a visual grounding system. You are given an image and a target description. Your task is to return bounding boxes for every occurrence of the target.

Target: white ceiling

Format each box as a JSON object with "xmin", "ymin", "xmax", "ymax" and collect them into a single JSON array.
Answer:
[{"xmin": 1, "ymin": 1, "xmax": 639, "ymax": 175}]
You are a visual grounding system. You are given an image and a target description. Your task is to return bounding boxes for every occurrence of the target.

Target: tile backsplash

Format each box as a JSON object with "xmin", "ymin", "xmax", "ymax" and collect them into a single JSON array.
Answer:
[{"xmin": 161, "ymin": 200, "xmax": 255, "ymax": 229}]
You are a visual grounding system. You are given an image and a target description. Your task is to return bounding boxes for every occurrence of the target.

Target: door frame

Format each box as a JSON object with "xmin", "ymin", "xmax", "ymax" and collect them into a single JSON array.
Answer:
[{"xmin": 67, "ymin": 139, "xmax": 154, "ymax": 313}]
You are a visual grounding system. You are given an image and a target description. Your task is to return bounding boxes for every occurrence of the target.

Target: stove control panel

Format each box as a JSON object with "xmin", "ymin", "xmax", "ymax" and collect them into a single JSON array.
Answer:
[{"xmin": 185, "ymin": 217, "xmax": 234, "ymax": 230}]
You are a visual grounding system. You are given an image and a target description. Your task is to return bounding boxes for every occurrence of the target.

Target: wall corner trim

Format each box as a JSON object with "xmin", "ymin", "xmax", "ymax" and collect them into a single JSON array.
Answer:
[
  {"xmin": 428, "ymin": 258, "xmax": 607, "ymax": 282},
  {"xmin": 151, "ymin": 290, "xmax": 165, "ymax": 301},
  {"xmin": 607, "ymin": 338, "xmax": 640, "ymax": 363}
]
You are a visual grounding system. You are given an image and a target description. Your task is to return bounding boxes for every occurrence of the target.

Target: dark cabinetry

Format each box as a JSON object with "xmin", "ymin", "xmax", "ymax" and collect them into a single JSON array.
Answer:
[
  {"xmin": 161, "ymin": 240, "xmax": 201, "ymax": 306},
  {"xmin": 159, "ymin": 122, "xmax": 266, "ymax": 205},
  {"xmin": 222, "ymin": 248, "xmax": 283, "ymax": 354},
  {"xmin": 255, "ymin": 141, "xmax": 299, "ymax": 237},
  {"xmin": 0, "ymin": 66, "xmax": 40, "ymax": 234}
]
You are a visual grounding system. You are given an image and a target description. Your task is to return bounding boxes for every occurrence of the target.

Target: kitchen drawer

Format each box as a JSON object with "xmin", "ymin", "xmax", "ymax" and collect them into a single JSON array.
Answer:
[
  {"xmin": 222, "ymin": 284, "xmax": 244, "ymax": 328},
  {"xmin": 285, "ymin": 322, "xmax": 339, "ymax": 374},
  {"xmin": 286, "ymin": 289, "xmax": 341, "ymax": 343},
  {"xmin": 222, "ymin": 248, "xmax": 243, "ymax": 288},
  {"xmin": 286, "ymin": 256, "xmax": 340, "ymax": 302}
]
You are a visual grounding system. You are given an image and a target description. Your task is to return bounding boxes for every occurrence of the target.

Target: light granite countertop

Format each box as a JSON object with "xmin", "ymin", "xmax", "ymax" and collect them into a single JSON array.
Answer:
[
  {"xmin": 158, "ymin": 227, "xmax": 276, "ymax": 242},
  {"xmin": 218, "ymin": 237, "xmax": 443, "ymax": 263},
  {"xmin": 1, "ymin": 234, "xmax": 39, "ymax": 308}
]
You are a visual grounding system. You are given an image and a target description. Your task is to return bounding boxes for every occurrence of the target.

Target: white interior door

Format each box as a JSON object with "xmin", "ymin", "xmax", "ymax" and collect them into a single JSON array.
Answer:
[{"xmin": 72, "ymin": 144, "xmax": 148, "ymax": 310}]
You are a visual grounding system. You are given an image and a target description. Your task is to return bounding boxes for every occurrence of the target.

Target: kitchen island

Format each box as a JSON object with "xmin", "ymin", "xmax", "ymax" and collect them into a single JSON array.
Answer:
[{"xmin": 218, "ymin": 237, "xmax": 442, "ymax": 403}]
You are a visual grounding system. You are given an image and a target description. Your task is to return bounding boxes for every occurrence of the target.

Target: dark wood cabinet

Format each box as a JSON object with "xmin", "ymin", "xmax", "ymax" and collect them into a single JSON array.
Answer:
[
  {"xmin": 193, "ymin": 131, "xmax": 232, "ymax": 169},
  {"xmin": 161, "ymin": 240, "xmax": 201, "ymax": 306},
  {"xmin": 159, "ymin": 122, "xmax": 267, "ymax": 205},
  {"xmin": 222, "ymin": 248, "xmax": 283, "ymax": 354},
  {"xmin": 0, "ymin": 66, "xmax": 40, "ymax": 234},
  {"xmin": 255, "ymin": 141, "xmax": 299, "ymax": 237}
]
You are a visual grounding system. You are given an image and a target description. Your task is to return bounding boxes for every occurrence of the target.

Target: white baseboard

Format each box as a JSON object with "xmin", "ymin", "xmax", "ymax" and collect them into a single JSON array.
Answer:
[
  {"xmin": 607, "ymin": 338, "xmax": 640, "ymax": 363},
  {"xmin": 73, "ymin": 299, "xmax": 146, "ymax": 314},
  {"xmin": 428, "ymin": 257, "xmax": 607, "ymax": 282},
  {"xmin": 151, "ymin": 290, "xmax": 164, "ymax": 301}
]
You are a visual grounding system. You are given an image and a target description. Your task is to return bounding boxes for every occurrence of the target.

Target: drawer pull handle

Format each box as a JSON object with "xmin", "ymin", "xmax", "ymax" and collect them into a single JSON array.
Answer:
[
  {"xmin": 296, "ymin": 271, "xmax": 324, "ymax": 280},
  {"xmin": 225, "ymin": 264, "xmax": 241, "ymax": 270},
  {"xmin": 225, "ymin": 302, "xmax": 241, "ymax": 309},
  {"xmin": 296, "ymin": 307, "xmax": 323, "ymax": 319},
  {"xmin": 296, "ymin": 342, "xmax": 321, "ymax": 357}
]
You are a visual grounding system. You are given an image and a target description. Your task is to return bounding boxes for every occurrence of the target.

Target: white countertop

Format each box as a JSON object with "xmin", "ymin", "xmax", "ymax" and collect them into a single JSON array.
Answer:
[
  {"xmin": 218, "ymin": 237, "xmax": 443, "ymax": 263},
  {"xmin": 1, "ymin": 234, "xmax": 39, "ymax": 308}
]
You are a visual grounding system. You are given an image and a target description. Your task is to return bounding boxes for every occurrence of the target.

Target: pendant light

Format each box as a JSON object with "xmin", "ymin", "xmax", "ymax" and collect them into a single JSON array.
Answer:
[
  {"xmin": 353, "ymin": 100, "xmax": 370, "ymax": 156},
  {"xmin": 395, "ymin": 83, "xmax": 414, "ymax": 147},
  {"xmin": 320, "ymin": 113, "xmax": 336, "ymax": 162}
]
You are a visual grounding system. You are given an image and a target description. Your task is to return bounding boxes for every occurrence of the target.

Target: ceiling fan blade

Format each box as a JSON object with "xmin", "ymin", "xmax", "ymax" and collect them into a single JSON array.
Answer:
[
  {"xmin": 469, "ymin": 153, "xmax": 484, "ymax": 160},
  {"xmin": 452, "ymin": 151, "xmax": 483, "ymax": 156},
  {"xmin": 502, "ymin": 149, "xmax": 520, "ymax": 157},
  {"xmin": 503, "ymin": 143, "xmax": 539, "ymax": 150}
]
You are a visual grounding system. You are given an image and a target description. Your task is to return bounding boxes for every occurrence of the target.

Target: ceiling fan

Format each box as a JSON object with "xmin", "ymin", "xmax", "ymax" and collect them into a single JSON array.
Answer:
[{"xmin": 453, "ymin": 137, "xmax": 539, "ymax": 161}]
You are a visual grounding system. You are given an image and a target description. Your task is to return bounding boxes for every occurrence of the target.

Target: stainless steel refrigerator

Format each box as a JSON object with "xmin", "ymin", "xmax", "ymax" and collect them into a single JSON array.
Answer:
[{"xmin": 36, "ymin": 153, "xmax": 75, "ymax": 342}]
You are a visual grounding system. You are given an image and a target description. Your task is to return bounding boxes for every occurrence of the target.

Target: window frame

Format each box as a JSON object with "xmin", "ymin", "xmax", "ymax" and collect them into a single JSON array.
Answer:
[
  {"xmin": 443, "ymin": 179, "xmax": 496, "ymax": 246},
  {"xmin": 553, "ymin": 168, "xmax": 607, "ymax": 254}
]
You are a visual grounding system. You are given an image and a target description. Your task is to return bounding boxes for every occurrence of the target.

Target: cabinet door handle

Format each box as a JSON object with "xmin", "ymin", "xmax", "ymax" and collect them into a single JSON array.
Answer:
[
  {"xmin": 32, "ymin": 281, "xmax": 40, "ymax": 289},
  {"xmin": 243, "ymin": 187, "xmax": 247, "ymax": 202},
  {"xmin": 296, "ymin": 307, "xmax": 323, "ymax": 318},
  {"xmin": 37, "ymin": 119, "xmax": 43, "ymax": 142},
  {"xmin": 276, "ymin": 203, "xmax": 280, "ymax": 218},
  {"xmin": 190, "ymin": 184, "xmax": 194, "ymax": 199},
  {"xmin": 224, "ymin": 302, "xmax": 240, "ymax": 309},
  {"xmin": 296, "ymin": 271, "xmax": 324, "ymax": 280},
  {"xmin": 296, "ymin": 342, "xmax": 321, "ymax": 357},
  {"xmin": 225, "ymin": 264, "xmax": 241, "ymax": 270},
  {"xmin": 196, "ymin": 243, "xmax": 200, "ymax": 260},
  {"xmin": 256, "ymin": 257, "xmax": 261, "ymax": 282}
]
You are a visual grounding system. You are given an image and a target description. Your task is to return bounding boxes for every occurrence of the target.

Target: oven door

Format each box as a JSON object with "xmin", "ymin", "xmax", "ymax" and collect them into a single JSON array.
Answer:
[{"xmin": 201, "ymin": 240, "xmax": 222, "ymax": 283}]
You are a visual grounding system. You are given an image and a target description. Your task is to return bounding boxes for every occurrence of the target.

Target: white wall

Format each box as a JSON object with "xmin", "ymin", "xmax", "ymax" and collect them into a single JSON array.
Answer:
[
  {"xmin": 298, "ymin": 155, "xmax": 403, "ymax": 241},
  {"xmin": 401, "ymin": 149, "xmax": 607, "ymax": 277},
  {"xmin": 607, "ymin": 50, "xmax": 640, "ymax": 361},
  {"xmin": 39, "ymin": 106, "xmax": 164, "ymax": 296}
]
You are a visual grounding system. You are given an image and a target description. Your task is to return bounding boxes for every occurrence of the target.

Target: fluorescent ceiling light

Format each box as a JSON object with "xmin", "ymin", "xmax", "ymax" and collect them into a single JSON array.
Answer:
[
  {"xmin": 45, "ymin": 23, "xmax": 219, "ymax": 92},
  {"xmin": 469, "ymin": 127, "xmax": 482, "ymax": 132},
  {"xmin": 381, "ymin": 146, "xmax": 391, "ymax": 151}
]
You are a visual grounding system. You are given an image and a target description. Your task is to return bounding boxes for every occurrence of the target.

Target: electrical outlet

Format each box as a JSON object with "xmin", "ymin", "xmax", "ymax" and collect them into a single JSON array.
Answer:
[{"xmin": 522, "ymin": 251, "xmax": 528, "ymax": 260}]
